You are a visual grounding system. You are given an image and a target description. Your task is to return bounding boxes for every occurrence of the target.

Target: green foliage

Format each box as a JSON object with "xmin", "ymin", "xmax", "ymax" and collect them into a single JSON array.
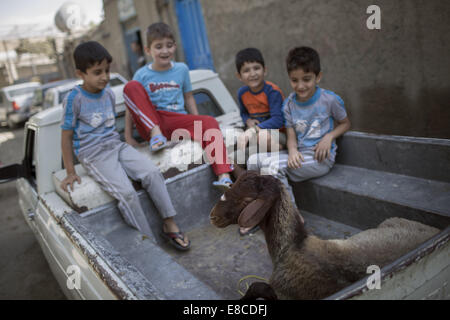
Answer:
[{"xmin": 15, "ymin": 38, "xmax": 55, "ymax": 59}]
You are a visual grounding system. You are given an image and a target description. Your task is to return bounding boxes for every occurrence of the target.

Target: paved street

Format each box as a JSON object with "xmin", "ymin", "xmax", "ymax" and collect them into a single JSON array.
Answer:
[{"xmin": 0, "ymin": 125, "xmax": 66, "ymax": 300}]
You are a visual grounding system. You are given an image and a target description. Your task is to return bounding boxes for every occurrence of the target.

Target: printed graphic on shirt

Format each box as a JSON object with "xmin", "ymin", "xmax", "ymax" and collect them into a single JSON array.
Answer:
[
  {"xmin": 148, "ymin": 81, "xmax": 180, "ymax": 93},
  {"xmin": 307, "ymin": 119, "xmax": 322, "ymax": 138},
  {"xmin": 294, "ymin": 119, "xmax": 308, "ymax": 134},
  {"xmin": 105, "ymin": 112, "xmax": 115, "ymax": 127},
  {"xmin": 89, "ymin": 112, "xmax": 103, "ymax": 128}
]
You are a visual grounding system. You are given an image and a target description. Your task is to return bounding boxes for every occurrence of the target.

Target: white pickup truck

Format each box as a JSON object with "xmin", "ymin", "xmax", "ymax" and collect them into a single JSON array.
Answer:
[{"xmin": 1, "ymin": 70, "xmax": 449, "ymax": 300}]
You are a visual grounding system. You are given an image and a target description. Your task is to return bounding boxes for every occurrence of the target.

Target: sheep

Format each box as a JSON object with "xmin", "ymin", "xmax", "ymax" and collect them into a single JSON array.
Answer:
[{"xmin": 209, "ymin": 171, "xmax": 440, "ymax": 300}]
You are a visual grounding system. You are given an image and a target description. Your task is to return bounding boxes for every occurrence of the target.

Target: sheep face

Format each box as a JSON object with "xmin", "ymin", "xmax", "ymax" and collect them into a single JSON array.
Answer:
[{"xmin": 210, "ymin": 171, "xmax": 281, "ymax": 229}]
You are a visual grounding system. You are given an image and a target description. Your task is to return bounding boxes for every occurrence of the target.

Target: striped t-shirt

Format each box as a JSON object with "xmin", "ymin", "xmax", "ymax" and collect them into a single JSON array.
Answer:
[
  {"xmin": 283, "ymin": 87, "xmax": 347, "ymax": 161},
  {"xmin": 61, "ymin": 85, "xmax": 119, "ymax": 156}
]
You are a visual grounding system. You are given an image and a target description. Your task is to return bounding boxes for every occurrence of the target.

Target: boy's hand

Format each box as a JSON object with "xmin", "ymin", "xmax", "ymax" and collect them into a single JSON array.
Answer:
[
  {"xmin": 61, "ymin": 174, "xmax": 81, "ymax": 192},
  {"xmin": 246, "ymin": 119, "xmax": 260, "ymax": 128},
  {"xmin": 313, "ymin": 133, "xmax": 333, "ymax": 162},
  {"xmin": 288, "ymin": 149, "xmax": 304, "ymax": 169},
  {"xmin": 237, "ymin": 127, "xmax": 257, "ymax": 150}
]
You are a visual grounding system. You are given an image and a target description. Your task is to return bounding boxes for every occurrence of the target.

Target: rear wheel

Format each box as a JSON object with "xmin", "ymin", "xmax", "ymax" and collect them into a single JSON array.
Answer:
[{"xmin": 7, "ymin": 116, "xmax": 18, "ymax": 129}]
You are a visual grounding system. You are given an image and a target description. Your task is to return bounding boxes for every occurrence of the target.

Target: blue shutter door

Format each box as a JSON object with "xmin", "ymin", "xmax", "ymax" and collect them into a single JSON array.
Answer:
[{"xmin": 174, "ymin": 0, "xmax": 215, "ymax": 71}]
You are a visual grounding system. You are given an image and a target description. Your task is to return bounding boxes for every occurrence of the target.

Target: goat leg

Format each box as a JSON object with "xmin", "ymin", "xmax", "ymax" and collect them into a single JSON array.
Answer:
[{"xmin": 240, "ymin": 282, "xmax": 278, "ymax": 300}]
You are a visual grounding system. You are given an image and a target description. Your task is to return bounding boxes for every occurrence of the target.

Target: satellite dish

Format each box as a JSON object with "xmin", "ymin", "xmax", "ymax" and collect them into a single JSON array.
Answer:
[{"xmin": 54, "ymin": 2, "xmax": 86, "ymax": 33}]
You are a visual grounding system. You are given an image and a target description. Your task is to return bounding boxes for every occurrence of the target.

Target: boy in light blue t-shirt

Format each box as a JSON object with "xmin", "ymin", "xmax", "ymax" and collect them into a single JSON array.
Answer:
[
  {"xmin": 248, "ymin": 47, "xmax": 351, "ymax": 211},
  {"xmin": 132, "ymin": 61, "xmax": 192, "ymax": 114},
  {"xmin": 123, "ymin": 22, "xmax": 234, "ymax": 191}
]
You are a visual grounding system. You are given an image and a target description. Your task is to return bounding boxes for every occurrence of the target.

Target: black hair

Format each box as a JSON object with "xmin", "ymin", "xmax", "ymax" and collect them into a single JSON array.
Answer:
[
  {"xmin": 146, "ymin": 22, "xmax": 175, "ymax": 47},
  {"xmin": 73, "ymin": 41, "xmax": 112, "ymax": 73},
  {"xmin": 235, "ymin": 48, "xmax": 265, "ymax": 74},
  {"xmin": 286, "ymin": 47, "xmax": 321, "ymax": 75}
]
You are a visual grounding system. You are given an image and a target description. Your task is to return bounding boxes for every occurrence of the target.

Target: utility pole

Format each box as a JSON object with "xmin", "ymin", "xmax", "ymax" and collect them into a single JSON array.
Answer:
[
  {"xmin": 1, "ymin": 39, "xmax": 16, "ymax": 84},
  {"xmin": 50, "ymin": 37, "xmax": 67, "ymax": 79}
]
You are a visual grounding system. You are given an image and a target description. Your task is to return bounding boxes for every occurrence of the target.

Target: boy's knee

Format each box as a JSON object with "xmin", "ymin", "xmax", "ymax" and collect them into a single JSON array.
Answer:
[
  {"xmin": 257, "ymin": 129, "xmax": 270, "ymax": 141},
  {"xmin": 121, "ymin": 186, "xmax": 139, "ymax": 202},
  {"xmin": 257, "ymin": 129, "xmax": 272, "ymax": 148},
  {"xmin": 146, "ymin": 164, "xmax": 162, "ymax": 177},
  {"xmin": 141, "ymin": 165, "xmax": 164, "ymax": 183},
  {"xmin": 262, "ymin": 157, "xmax": 286, "ymax": 176},
  {"xmin": 199, "ymin": 115, "xmax": 219, "ymax": 130},
  {"xmin": 288, "ymin": 161, "xmax": 333, "ymax": 182},
  {"xmin": 124, "ymin": 80, "xmax": 145, "ymax": 94},
  {"xmin": 247, "ymin": 153, "xmax": 261, "ymax": 170}
]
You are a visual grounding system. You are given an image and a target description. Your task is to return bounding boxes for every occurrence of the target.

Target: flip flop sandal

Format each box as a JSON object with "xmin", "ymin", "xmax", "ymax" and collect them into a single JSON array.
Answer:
[
  {"xmin": 161, "ymin": 230, "xmax": 191, "ymax": 251},
  {"xmin": 238, "ymin": 225, "xmax": 260, "ymax": 237},
  {"xmin": 150, "ymin": 134, "xmax": 168, "ymax": 152},
  {"xmin": 212, "ymin": 177, "xmax": 233, "ymax": 192}
]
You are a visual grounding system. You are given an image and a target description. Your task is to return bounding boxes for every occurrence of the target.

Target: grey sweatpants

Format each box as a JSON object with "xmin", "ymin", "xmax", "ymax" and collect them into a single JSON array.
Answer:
[
  {"xmin": 78, "ymin": 140, "xmax": 177, "ymax": 238},
  {"xmin": 247, "ymin": 149, "xmax": 334, "ymax": 206}
]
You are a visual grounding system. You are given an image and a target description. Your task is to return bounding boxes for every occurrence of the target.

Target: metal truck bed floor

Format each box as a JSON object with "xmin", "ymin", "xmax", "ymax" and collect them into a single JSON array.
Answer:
[
  {"xmin": 165, "ymin": 210, "xmax": 361, "ymax": 299},
  {"xmin": 82, "ymin": 206, "xmax": 360, "ymax": 298}
]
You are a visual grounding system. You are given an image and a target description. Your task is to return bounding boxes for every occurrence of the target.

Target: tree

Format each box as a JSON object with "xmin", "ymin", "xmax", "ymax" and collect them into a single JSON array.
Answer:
[{"xmin": 15, "ymin": 39, "xmax": 55, "ymax": 60}]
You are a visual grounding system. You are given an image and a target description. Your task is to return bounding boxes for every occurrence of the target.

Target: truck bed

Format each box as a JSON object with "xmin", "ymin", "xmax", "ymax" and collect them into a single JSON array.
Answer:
[
  {"xmin": 61, "ymin": 163, "xmax": 394, "ymax": 300},
  {"xmin": 58, "ymin": 132, "xmax": 450, "ymax": 300}
]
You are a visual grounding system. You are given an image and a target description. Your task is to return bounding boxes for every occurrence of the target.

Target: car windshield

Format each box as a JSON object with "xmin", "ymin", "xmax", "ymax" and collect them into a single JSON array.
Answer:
[
  {"xmin": 7, "ymin": 86, "xmax": 37, "ymax": 98},
  {"xmin": 109, "ymin": 77, "xmax": 125, "ymax": 87},
  {"xmin": 32, "ymin": 88, "xmax": 44, "ymax": 106}
]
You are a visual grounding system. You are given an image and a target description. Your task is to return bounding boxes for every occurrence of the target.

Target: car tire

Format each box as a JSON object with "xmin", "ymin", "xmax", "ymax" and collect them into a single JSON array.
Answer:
[{"xmin": 7, "ymin": 116, "xmax": 18, "ymax": 129}]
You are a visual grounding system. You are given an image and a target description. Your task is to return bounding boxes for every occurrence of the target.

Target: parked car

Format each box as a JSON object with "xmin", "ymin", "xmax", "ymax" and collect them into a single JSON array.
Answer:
[
  {"xmin": 30, "ymin": 79, "xmax": 78, "ymax": 115},
  {"xmin": 0, "ymin": 82, "xmax": 41, "ymax": 128},
  {"xmin": 41, "ymin": 73, "xmax": 128, "ymax": 111},
  {"xmin": 0, "ymin": 70, "xmax": 448, "ymax": 300}
]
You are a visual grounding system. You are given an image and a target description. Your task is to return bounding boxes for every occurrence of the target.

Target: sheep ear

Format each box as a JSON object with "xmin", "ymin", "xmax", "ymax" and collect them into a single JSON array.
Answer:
[{"xmin": 238, "ymin": 199, "xmax": 271, "ymax": 228}]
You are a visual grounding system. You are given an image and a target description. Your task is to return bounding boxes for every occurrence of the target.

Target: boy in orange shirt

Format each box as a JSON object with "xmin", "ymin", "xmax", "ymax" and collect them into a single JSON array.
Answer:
[{"xmin": 235, "ymin": 48, "xmax": 286, "ymax": 155}]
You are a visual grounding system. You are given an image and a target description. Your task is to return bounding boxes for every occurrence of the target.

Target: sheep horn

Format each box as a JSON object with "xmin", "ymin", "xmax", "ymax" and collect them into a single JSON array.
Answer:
[{"xmin": 238, "ymin": 198, "xmax": 272, "ymax": 228}]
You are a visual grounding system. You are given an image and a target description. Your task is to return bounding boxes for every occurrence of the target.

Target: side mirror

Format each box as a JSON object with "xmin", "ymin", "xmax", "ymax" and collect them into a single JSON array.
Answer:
[{"xmin": 0, "ymin": 163, "xmax": 23, "ymax": 184}]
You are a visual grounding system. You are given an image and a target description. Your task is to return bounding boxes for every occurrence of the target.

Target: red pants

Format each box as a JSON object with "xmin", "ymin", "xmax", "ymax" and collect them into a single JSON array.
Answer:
[{"xmin": 123, "ymin": 80, "xmax": 233, "ymax": 176}]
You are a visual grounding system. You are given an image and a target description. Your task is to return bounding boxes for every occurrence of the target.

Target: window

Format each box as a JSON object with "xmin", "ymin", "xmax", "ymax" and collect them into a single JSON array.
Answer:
[
  {"xmin": 6, "ymin": 86, "xmax": 37, "ymax": 99},
  {"xmin": 115, "ymin": 113, "xmax": 126, "ymax": 135},
  {"xmin": 43, "ymin": 91, "xmax": 55, "ymax": 109},
  {"xmin": 114, "ymin": 111, "xmax": 143, "ymax": 143},
  {"xmin": 109, "ymin": 77, "xmax": 125, "ymax": 87},
  {"xmin": 32, "ymin": 88, "xmax": 43, "ymax": 106},
  {"xmin": 193, "ymin": 90, "xmax": 224, "ymax": 117}
]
